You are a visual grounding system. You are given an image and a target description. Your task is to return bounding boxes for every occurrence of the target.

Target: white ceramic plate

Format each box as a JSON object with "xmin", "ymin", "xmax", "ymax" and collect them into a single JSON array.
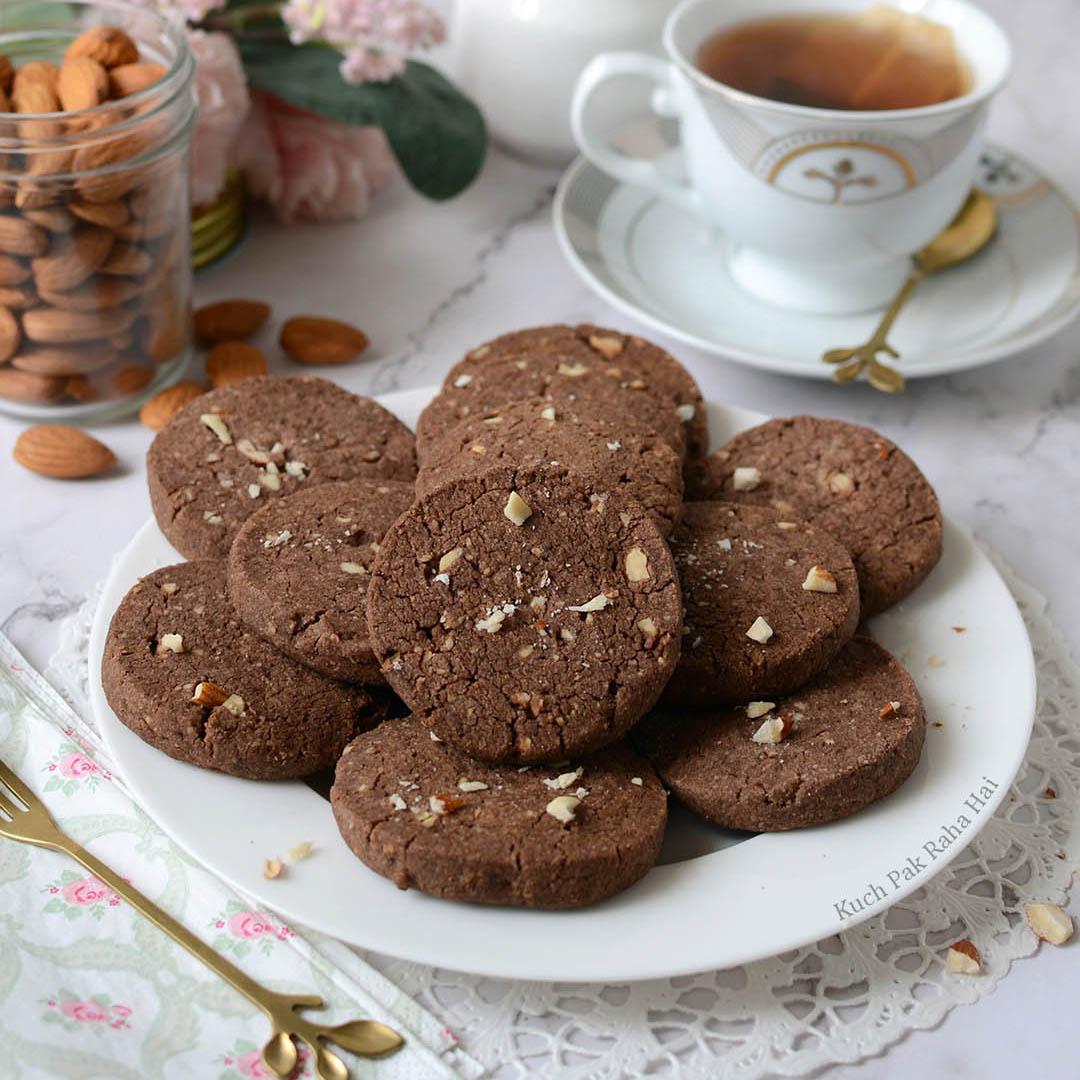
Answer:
[
  {"xmin": 88, "ymin": 388, "xmax": 1036, "ymax": 982},
  {"xmin": 554, "ymin": 142, "xmax": 1080, "ymax": 380}
]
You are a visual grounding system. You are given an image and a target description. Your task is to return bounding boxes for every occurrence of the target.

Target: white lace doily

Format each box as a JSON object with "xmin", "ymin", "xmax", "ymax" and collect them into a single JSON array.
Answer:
[{"xmin": 50, "ymin": 552, "xmax": 1079, "ymax": 1080}]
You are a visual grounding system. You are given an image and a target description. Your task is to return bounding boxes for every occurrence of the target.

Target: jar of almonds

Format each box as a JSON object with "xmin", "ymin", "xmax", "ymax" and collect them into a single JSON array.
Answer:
[{"xmin": 0, "ymin": 1, "xmax": 197, "ymax": 418}]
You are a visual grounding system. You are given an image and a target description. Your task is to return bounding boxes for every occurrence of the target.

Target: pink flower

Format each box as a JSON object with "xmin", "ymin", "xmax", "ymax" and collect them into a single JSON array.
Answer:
[
  {"xmin": 187, "ymin": 30, "xmax": 251, "ymax": 207},
  {"xmin": 236, "ymin": 1048, "xmax": 272, "ymax": 1078},
  {"xmin": 236, "ymin": 92, "xmax": 396, "ymax": 225},
  {"xmin": 227, "ymin": 910, "xmax": 275, "ymax": 940},
  {"xmin": 111, "ymin": 1005, "xmax": 132, "ymax": 1017},
  {"xmin": 60, "ymin": 1000, "xmax": 108, "ymax": 1024},
  {"xmin": 58, "ymin": 752, "xmax": 97, "ymax": 779},
  {"xmin": 61, "ymin": 877, "xmax": 111, "ymax": 906}
]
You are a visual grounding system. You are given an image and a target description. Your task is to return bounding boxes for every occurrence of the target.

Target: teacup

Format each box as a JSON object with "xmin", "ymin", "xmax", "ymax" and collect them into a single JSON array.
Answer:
[{"xmin": 570, "ymin": 0, "xmax": 1011, "ymax": 314}]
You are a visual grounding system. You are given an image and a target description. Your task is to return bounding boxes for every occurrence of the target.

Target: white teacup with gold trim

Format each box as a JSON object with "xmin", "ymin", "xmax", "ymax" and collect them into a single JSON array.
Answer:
[{"xmin": 570, "ymin": 0, "xmax": 1010, "ymax": 314}]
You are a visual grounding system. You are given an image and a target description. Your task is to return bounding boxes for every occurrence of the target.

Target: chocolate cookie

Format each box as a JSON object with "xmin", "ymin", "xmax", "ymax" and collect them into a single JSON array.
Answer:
[
  {"xmin": 665, "ymin": 502, "xmax": 859, "ymax": 704},
  {"xmin": 148, "ymin": 375, "xmax": 416, "ymax": 561},
  {"xmin": 634, "ymin": 637, "xmax": 926, "ymax": 831},
  {"xmin": 102, "ymin": 561, "xmax": 387, "ymax": 780},
  {"xmin": 688, "ymin": 416, "xmax": 943, "ymax": 615},
  {"xmin": 331, "ymin": 715, "xmax": 667, "ymax": 907},
  {"xmin": 227, "ymin": 479, "xmax": 416, "ymax": 684},
  {"xmin": 415, "ymin": 324, "xmax": 706, "ymax": 464},
  {"xmin": 416, "ymin": 397, "xmax": 684, "ymax": 536},
  {"xmin": 366, "ymin": 464, "xmax": 682, "ymax": 763}
]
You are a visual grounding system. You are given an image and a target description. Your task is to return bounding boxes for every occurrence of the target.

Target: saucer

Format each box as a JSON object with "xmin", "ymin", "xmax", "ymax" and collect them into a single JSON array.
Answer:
[{"xmin": 553, "ymin": 143, "xmax": 1080, "ymax": 379}]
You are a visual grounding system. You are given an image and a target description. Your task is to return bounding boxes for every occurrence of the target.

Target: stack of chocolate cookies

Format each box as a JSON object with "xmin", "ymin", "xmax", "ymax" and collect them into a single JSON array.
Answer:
[{"xmin": 103, "ymin": 326, "xmax": 943, "ymax": 912}]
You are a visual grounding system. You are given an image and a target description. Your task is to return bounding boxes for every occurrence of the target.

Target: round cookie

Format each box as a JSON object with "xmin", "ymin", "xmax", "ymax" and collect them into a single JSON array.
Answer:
[
  {"xmin": 366, "ymin": 463, "xmax": 682, "ymax": 763},
  {"xmin": 687, "ymin": 416, "xmax": 943, "ymax": 615},
  {"xmin": 148, "ymin": 375, "xmax": 417, "ymax": 561},
  {"xmin": 634, "ymin": 637, "xmax": 926, "ymax": 832},
  {"xmin": 416, "ymin": 324, "xmax": 706, "ymax": 463},
  {"xmin": 227, "ymin": 479, "xmax": 416, "ymax": 684},
  {"xmin": 102, "ymin": 561, "xmax": 387, "ymax": 780},
  {"xmin": 416, "ymin": 397, "xmax": 684, "ymax": 537},
  {"xmin": 665, "ymin": 502, "xmax": 859, "ymax": 704},
  {"xmin": 331, "ymin": 715, "xmax": 667, "ymax": 908}
]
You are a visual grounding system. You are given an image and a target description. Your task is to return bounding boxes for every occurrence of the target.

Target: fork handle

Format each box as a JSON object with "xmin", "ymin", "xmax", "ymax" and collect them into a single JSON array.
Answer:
[{"xmin": 48, "ymin": 835, "xmax": 281, "ymax": 1018}]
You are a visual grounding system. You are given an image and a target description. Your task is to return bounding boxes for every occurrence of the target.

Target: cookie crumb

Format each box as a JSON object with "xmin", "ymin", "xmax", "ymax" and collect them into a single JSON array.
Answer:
[{"xmin": 263, "ymin": 858, "xmax": 284, "ymax": 879}]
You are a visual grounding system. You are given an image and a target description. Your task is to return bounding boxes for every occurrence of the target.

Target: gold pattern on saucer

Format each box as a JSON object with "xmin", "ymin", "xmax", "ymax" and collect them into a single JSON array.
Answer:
[
  {"xmin": 0, "ymin": 756, "xmax": 403, "ymax": 1078},
  {"xmin": 823, "ymin": 189, "xmax": 998, "ymax": 392},
  {"xmin": 192, "ymin": 170, "xmax": 246, "ymax": 270}
]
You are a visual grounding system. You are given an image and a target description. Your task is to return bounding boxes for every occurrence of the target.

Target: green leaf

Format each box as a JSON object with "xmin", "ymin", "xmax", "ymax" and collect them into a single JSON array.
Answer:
[{"xmin": 235, "ymin": 39, "xmax": 486, "ymax": 200}]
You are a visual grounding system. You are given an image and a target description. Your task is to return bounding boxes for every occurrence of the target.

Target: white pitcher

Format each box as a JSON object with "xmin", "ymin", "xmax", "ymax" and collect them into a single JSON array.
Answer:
[{"xmin": 451, "ymin": 0, "xmax": 677, "ymax": 165}]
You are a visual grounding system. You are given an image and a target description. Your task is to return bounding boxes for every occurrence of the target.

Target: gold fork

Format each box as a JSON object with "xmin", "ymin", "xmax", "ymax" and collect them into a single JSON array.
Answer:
[{"xmin": 0, "ymin": 758, "xmax": 403, "ymax": 1079}]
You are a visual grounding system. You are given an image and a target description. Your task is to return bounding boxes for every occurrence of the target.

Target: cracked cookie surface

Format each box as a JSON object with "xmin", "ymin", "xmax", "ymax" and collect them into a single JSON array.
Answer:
[
  {"xmin": 634, "ymin": 637, "xmax": 926, "ymax": 832},
  {"xmin": 331, "ymin": 714, "xmax": 667, "ymax": 907},
  {"xmin": 416, "ymin": 396, "xmax": 684, "ymax": 537},
  {"xmin": 687, "ymin": 415, "xmax": 943, "ymax": 615},
  {"xmin": 665, "ymin": 502, "xmax": 859, "ymax": 704},
  {"xmin": 366, "ymin": 463, "xmax": 682, "ymax": 763},
  {"xmin": 415, "ymin": 324, "xmax": 706, "ymax": 465},
  {"xmin": 228, "ymin": 479, "xmax": 416, "ymax": 684},
  {"xmin": 102, "ymin": 560, "xmax": 388, "ymax": 779},
  {"xmin": 147, "ymin": 375, "xmax": 416, "ymax": 561}
]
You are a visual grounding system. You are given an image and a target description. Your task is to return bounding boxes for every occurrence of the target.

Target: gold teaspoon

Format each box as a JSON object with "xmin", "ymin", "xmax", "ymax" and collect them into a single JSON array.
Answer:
[{"xmin": 822, "ymin": 189, "xmax": 998, "ymax": 391}]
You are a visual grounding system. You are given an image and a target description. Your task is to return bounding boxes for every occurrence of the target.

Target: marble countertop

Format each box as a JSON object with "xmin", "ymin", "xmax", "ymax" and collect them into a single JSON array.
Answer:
[{"xmin": 3, "ymin": 0, "xmax": 1078, "ymax": 1075}]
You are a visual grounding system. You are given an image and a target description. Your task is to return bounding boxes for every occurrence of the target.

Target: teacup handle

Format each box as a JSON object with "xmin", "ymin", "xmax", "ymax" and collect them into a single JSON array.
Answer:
[{"xmin": 570, "ymin": 52, "xmax": 699, "ymax": 215}]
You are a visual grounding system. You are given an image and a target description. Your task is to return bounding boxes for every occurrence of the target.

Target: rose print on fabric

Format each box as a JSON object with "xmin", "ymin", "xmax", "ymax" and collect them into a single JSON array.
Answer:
[
  {"xmin": 42, "ymin": 991, "xmax": 132, "ymax": 1034},
  {"xmin": 41, "ymin": 731, "xmax": 111, "ymax": 795},
  {"xmin": 42, "ymin": 869, "xmax": 119, "ymax": 920},
  {"xmin": 209, "ymin": 900, "xmax": 295, "ymax": 959},
  {"xmin": 220, "ymin": 1037, "xmax": 311, "ymax": 1079}
]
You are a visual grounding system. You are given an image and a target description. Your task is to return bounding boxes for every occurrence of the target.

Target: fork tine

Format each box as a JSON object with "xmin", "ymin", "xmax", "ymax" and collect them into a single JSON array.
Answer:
[
  {"xmin": 0, "ymin": 758, "xmax": 38, "ymax": 811},
  {"xmin": 0, "ymin": 786, "xmax": 20, "ymax": 821}
]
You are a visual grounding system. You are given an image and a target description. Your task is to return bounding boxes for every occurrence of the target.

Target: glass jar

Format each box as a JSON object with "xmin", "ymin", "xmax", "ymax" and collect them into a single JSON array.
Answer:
[{"xmin": 0, "ymin": 0, "xmax": 197, "ymax": 420}]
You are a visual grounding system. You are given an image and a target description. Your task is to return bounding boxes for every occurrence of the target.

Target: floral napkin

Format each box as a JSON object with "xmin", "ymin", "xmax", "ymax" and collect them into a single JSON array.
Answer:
[{"xmin": 0, "ymin": 631, "xmax": 481, "ymax": 1080}]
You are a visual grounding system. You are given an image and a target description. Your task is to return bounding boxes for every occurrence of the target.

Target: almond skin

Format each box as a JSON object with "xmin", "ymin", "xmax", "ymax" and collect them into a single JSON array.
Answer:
[
  {"xmin": 194, "ymin": 299, "xmax": 271, "ymax": 344},
  {"xmin": 0, "ymin": 303, "xmax": 20, "ymax": 361},
  {"xmin": 14, "ymin": 424, "xmax": 117, "ymax": 478},
  {"xmin": 11, "ymin": 344, "xmax": 114, "ymax": 376},
  {"xmin": 0, "ymin": 216, "xmax": 49, "ymax": 257},
  {"xmin": 58, "ymin": 55, "xmax": 109, "ymax": 111},
  {"xmin": 65, "ymin": 374, "xmax": 98, "ymax": 402},
  {"xmin": 108, "ymin": 62, "xmax": 166, "ymax": 98},
  {"xmin": 205, "ymin": 341, "xmax": 268, "ymax": 388},
  {"xmin": 139, "ymin": 380, "xmax": 205, "ymax": 430},
  {"xmin": 0, "ymin": 367, "xmax": 65, "ymax": 403},
  {"xmin": 23, "ymin": 305, "xmax": 133, "ymax": 344},
  {"xmin": 109, "ymin": 362, "xmax": 153, "ymax": 395},
  {"xmin": 280, "ymin": 315, "xmax": 369, "ymax": 365},
  {"xmin": 65, "ymin": 26, "xmax": 139, "ymax": 70},
  {"xmin": 31, "ymin": 225, "xmax": 114, "ymax": 292},
  {"xmin": 0, "ymin": 255, "xmax": 30, "ymax": 286}
]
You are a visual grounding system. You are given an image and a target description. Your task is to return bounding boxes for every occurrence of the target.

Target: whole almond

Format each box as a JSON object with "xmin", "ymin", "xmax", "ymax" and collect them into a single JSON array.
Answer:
[
  {"xmin": 14, "ymin": 424, "xmax": 116, "ymax": 478},
  {"xmin": 65, "ymin": 374, "xmax": 98, "ymax": 402},
  {"xmin": 0, "ymin": 303, "xmax": 20, "ymax": 361},
  {"xmin": 31, "ymin": 225, "xmax": 114, "ymax": 292},
  {"xmin": 0, "ymin": 368, "xmax": 66, "ymax": 403},
  {"xmin": 11, "ymin": 71, "xmax": 60, "ymax": 115},
  {"xmin": 13, "ymin": 60, "xmax": 60, "ymax": 97},
  {"xmin": 0, "ymin": 216, "xmax": 49, "ymax": 257},
  {"xmin": 0, "ymin": 284, "xmax": 38, "ymax": 310},
  {"xmin": 23, "ymin": 206, "xmax": 76, "ymax": 233},
  {"xmin": 194, "ymin": 299, "xmax": 271, "ymax": 344},
  {"xmin": 139, "ymin": 300, "xmax": 188, "ymax": 365},
  {"xmin": 99, "ymin": 242, "xmax": 151, "ymax": 276},
  {"xmin": 280, "ymin": 316, "xmax": 369, "ymax": 365},
  {"xmin": 66, "ymin": 26, "xmax": 139, "ymax": 70},
  {"xmin": 0, "ymin": 55, "xmax": 14, "ymax": 94},
  {"xmin": 12, "ymin": 345, "xmax": 114, "ymax": 375},
  {"xmin": 108, "ymin": 62, "xmax": 166, "ymax": 98},
  {"xmin": 39, "ymin": 277, "xmax": 142, "ymax": 311},
  {"xmin": 58, "ymin": 56, "xmax": 108, "ymax": 111},
  {"xmin": 23, "ymin": 305, "xmax": 133, "ymax": 344},
  {"xmin": 109, "ymin": 362, "xmax": 152, "ymax": 395},
  {"xmin": 206, "ymin": 341, "xmax": 268, "ymax": 388},
  {"xmin": 0, "ymin": 255, "xmax": 30, "ymax": 286},
  {"xmin": 69, "ymin": 199, "xmax": 129, "ymax": 229},
  {"xmin": 139, "ymin": 380, "xmax": 205, "ymax": 430}
]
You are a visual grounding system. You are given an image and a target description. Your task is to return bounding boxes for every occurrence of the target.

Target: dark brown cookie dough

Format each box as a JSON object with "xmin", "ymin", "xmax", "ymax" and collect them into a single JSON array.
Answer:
[
  {"xmin": 102, "ymin": 561, "xmax": 387, "ymax": 780},
  {"xmin": 634, "ymin": 637, "xmax": 926, "ymax": 832},
  {"xmin": 227, "ymin": 479, "xmax": 416, "ymax": 684},
  {"xmin": 415, "ymin": 324, "xmax": 706, "ymax": 464},
  {"xmin": 331, "ymin": 715, "xmax": 667, "ymax": 907},
  {"xmin": 148, "ymin": 375, "xmax": 417, "ymax": 561},
  {"xmin": 665, "ymin": 502, "xmax": 859, "ymax": 704},
  {"xmin": 687, "ymin": 416, "xmax": 943, "ymax": 615},
  {"xmin": 416, "ymin": 397, "xmax": 684, "ymax": 537},
  {"xmin": 366, "ymin": 464, "xmax": 682, "ymax": 763}
]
